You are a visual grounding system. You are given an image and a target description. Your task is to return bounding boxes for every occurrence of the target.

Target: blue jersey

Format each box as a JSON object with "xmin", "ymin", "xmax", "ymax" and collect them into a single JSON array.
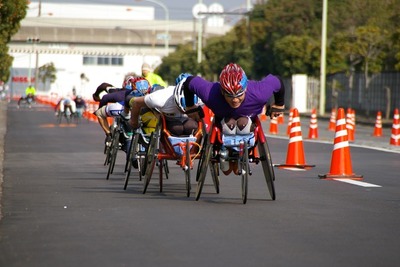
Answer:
[{"xmin": 188, "ymin": 75, "xmax": 283, "ymax": 120}]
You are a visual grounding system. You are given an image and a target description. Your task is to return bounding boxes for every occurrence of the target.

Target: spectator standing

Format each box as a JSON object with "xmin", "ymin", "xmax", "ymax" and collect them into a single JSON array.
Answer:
[{"xmin": 141, "ymin": 63, "xmax": 166, "ymax": 87}]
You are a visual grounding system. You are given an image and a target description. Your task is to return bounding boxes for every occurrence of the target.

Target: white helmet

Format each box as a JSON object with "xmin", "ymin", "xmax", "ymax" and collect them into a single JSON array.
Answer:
[{"xmin": 173, "ymin": 78, "xmax": 201, "ymax": 113}]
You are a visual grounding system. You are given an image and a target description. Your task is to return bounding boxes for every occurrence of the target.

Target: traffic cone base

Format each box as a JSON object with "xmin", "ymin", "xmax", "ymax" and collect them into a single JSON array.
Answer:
[
  {"xmin": 275, "ymin": 163, "xmax": 316, "ymax": 170},
  {"xmin": 275, "ymin": 108, "xmax": 315, "ymax": 170},
  {"xmin": 318, "ymin": 173, "xmax": 363, "ymax": 180}
]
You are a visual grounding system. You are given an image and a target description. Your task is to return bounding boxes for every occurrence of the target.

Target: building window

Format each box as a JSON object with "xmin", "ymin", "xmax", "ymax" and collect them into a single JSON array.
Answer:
[{"xmin": 83, "ymin": 55, "xmax": 123, "ymax": 66}]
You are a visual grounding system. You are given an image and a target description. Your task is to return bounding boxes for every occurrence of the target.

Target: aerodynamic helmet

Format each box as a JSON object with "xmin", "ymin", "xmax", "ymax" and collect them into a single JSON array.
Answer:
[{"xmin": 219, "ymin": 63, "xmax": 248, "ymax": 97}]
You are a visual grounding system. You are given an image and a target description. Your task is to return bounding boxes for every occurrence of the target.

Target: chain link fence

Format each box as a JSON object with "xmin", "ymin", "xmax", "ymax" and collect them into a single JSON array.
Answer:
[{"xmin": 283, "ymin": 72, "xmax": 400, "ymax": 119}]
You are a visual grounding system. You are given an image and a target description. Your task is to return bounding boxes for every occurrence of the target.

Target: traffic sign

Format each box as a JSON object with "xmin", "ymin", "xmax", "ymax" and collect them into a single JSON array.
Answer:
[{"xmin": 192, "ymin": 3, "xmax": 208, "ymax": 19}]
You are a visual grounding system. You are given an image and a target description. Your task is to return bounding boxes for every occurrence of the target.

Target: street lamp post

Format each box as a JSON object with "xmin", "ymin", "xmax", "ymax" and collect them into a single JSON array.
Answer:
[
  {"xmin": 26, "ymin": 37, "xmax": 40, "ymax": 86},
  {"xmin": 319, "ymin": 0, "xmax": 328, "ymax": 116},
  {"xmin": 135, "ymin": 0, "xmax": 169, "ymax": 56}
]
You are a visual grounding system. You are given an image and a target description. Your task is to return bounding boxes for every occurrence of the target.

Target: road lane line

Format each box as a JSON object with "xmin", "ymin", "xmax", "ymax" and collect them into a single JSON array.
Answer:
[{"xmin": 333, "ymin": 178, "xmax": 382, "ymax": 187}]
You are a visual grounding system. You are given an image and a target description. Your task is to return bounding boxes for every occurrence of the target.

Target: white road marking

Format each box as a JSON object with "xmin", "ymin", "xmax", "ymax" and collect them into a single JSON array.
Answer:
[{"xmin": 333, "ymin": 179, "xmax": 382, "ymax": 187}]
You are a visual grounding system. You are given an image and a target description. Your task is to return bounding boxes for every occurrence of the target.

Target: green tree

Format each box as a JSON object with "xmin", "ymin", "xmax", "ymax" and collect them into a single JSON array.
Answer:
[
  {"xmin": 273, "ymin": 35, "xmax": 320, "ymax": 77},
  {"xmin": 158, "ymin": 0, "xmax": 400, "ymax": 82},
  {"xmin": 38, "ymin": 62, "xmax": 57, "ymax": 91},
  {"xmin": 0, "ymin": 0, "xmax": 27, "ymax": 82},
  {"xmin": 157, "ymin": 43, "xmax": 199, "ymax": 85}
]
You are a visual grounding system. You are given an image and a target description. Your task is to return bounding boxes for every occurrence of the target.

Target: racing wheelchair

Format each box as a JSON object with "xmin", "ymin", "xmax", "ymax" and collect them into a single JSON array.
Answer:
[
  {"xmin": 123, "ymin": 127, "xmax": 151, "ymax": 189},
  {"xmin": 141, "ymin": 113, "xmax": 210, "ymax": 197},
  {"xmin": 195, "ymin": 112, "xmax": 277, "ymax": 204},
  {"xmin": 105, "ymin": 116, "xmax": 132, "ymax": 180}
]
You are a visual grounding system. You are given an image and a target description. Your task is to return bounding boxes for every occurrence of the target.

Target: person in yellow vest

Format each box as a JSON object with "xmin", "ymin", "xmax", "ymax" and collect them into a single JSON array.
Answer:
[
  {"xmin": 17, "ymin": 85, "xmax": 36, "ymax": 108},
  {"xmin": 141, "ymin": 63, "xmax": 166, "ymax": 87}
]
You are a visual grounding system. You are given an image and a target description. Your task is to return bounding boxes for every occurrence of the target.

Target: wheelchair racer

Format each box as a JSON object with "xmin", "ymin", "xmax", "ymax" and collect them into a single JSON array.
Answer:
[
  {"xmin": 128, "ymin": 73, "xmax": 199, "ymax": 137},
  {"xmin": 94, "ymin": 76, "xmax": 150, "ymax": 148},
  {"xmin": 179, "ymin": 63, "xmax": 285, "ymax": 174}
]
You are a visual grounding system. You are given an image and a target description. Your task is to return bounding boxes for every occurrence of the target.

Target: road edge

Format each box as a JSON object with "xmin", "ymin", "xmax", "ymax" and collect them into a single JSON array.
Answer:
[{"xmin": 0, "ymin": 99, "xmax": 7, "ymax": 220}]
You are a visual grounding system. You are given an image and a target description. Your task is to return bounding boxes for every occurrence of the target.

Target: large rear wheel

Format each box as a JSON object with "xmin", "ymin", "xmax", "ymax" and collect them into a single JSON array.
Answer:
[
  {"xmin": 185, "ymin": 139, "xmax": 191, "ymax": 197},
  {"xmin": 143, "ymin": 131, "xmax": 158, "ymax": 194},
  {"xmin": 257, "ymin": 140, "xmax": 276, "ymax": 200},
  {"xmin": 195, "ymin": 137, "xmax": 213, "ymax": 201},
  {"xmin": 124, "ymin": 133, "xmax": 139, "ymax": 190},
  {"xmin": 209, "ymin": 162, "xmax": 220, "ymax": 194},
  {"xmin": 241, "ymin": 145, "xmax": 249, "ymax": 204},
  {"xmin": 106, "ymin": 131, "xmax": 120, "ymax": 180}
]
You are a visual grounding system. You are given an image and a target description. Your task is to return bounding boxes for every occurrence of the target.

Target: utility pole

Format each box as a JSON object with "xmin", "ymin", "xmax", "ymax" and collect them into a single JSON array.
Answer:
[{"xmin": 319, "ymin": 0, "xmax": 328, "ymax": 116}]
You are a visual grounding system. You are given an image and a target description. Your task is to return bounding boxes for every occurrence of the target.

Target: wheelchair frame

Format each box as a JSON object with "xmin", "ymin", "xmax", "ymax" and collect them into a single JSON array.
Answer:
[
  {"xmin": 142, "ymin": 113, "xmax": 206, "ymax": 197},
  {"xmin": 195, "ymin": 116, "xmax": 276, "ymax": 204},
  {"xmin": 123, "ymin": 128, "xmax": 151, "ymax": 189}
]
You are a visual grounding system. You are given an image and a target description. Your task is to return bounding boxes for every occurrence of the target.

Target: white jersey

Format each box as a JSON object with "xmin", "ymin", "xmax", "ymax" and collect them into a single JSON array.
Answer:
[
  {"xmin": 105, "ymin": 102, "xmax": 124, "ymax": 117},
  {"xmin": 144, "ymin": 86, "xmax": 186, "ymax": 118}
]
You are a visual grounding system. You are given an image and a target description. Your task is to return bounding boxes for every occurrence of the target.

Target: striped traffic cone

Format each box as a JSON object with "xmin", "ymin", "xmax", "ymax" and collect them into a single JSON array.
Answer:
[
  {"xmin": 308, "ymin": 108, "xmax": 318, "ymax": 139},
  {"xmin": 346, "ymin": 108, "xmax": 355, "ymax": 141},
  {"xmin": 319, "ymin": 108, "xmax": 363, "ymax": 180},
  {"xmin": 286, "ymin": 108, "xmax": 293, "ymax": 135},
  {"xmin": 277, "ymin": 113, "xmax": 284, "ymax": 124},
  {"xmin": 259, "ymin": 105, "xmax": 268, "ymax": 121},
  {"xmin": 275, "ymin": 108, "xmax": 315, "ymax": 170},
  {"xmin": 328, "ymin": 108, "xmax": 336, "ymax": 131},
  {"xmin": 372, "ymin": 111, "xmax": 383, "ymax": 137},
  {"xmin": 390, "ymin": 108, "xmax": 400, "ymax": 146},
  {"xmin": 269, "ymin": 116, "xmax": 278, "ymax": 134}
]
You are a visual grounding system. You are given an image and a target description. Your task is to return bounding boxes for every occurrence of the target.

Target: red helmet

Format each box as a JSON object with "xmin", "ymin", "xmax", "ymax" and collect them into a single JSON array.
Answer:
[
  {"xmin": 125, "ymin": 76, "xmax": 151, "ymax": 95},
  {"xmin": 122, "ymin": 75, "xmax": 135, "ymax": 89},
  {"xmin": 219, "ymin": 63, "xmax": 248, "ymax": 97}
]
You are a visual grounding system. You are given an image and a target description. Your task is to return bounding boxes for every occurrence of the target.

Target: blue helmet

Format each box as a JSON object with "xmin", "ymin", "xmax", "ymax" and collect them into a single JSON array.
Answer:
[{"xmin": 175, "ymin": 73, "xmax": 192, "ymax": 85}]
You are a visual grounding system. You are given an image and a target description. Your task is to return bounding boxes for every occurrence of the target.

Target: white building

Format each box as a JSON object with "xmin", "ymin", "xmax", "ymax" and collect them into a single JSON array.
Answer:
[{"xmin": 9, "ymin": 2, "xmax": 232, "ymax": 99}]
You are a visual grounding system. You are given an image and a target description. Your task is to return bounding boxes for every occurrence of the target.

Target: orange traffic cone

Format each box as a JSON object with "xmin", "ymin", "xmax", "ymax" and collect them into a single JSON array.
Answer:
[
  {"xmin": 372, "ymin": 111, "xmax": 383, "ymax": 137},
  {"xmin": 328, "ymin": 108, "xmax": 336, "ymax": 131},
  {"xmin": 346, "ymin": 108, "xmax": 355, "ymax": 141},
  {"xmin": 319, "ymin": 108, "xmax": 363, "ymax": 180},
  {"xmin": 259, "ymin": 105, "xmax": 267, "ymax": 121},
  {"xmin": 308, "ymin": 108, "xmax": 318, "ymax": 139},
  {"xmin": 275, "ymin": 108, "xmax": 315, "ymax": 170},
  {"xmin": 269, "ymin": 116, "xmax": 278, "ymax": 134},
  {"xmin": 286, "ymin": 108, "xmax": 293, "ymax": 135},
  {"xmin": 277, "ymin": 113, "xmax": 284, "ymax": 124},
  {"xmin": 390, "ymin": 108, "xmax": 400, "ymax": 146}
]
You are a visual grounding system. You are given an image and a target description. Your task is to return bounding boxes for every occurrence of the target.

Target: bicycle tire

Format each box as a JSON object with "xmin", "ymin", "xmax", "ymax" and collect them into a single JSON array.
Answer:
[
  {"xmin": 106, "ymin": 131, "xmax": 120, "ymax": 180},
  {"xmin": 57, "ymin": 113, "xmax": 62, "ymax": 124},
  {"xmin": 104, "ymin": 143, "xmax": 112, "ymax": 165},
  {"xmin": 143, "ymin": 131, "xmax": 158, "ymax": 194},
  {"xmin": 241, "ymin": 144, "xmax": 249, "ymax": 204},
  {"xmin": 209, "ymin": 162, "xmax": 220, "ymax": 194},
  {"xmin": 195, "ymin": 137, "xmax": 213, "ymax": 201},
  {"xmin": 195, "ymin": 133, "xmax": 208, "ymax": 182},
  {"xmin": 124, "ymin": 133, "xmax": 140, "ymax": 190},
  {"xmin": 257, "ymin": 140, "xmax": 276, "ymax": 200},
  {"xmin": 185, "ymin": 139, "xmax": 191, "ymax": 197},
  {"xmin": 65, "ymin": 114, "xmax": 71, "ymax": 124}
]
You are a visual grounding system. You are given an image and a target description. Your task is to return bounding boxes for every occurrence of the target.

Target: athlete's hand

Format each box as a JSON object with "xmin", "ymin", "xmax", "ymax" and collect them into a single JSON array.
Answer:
[
  {"xmin": 130, "ymin": 118, "xmax": 139, "ymax": 130},
  {"xmin": 267, "ymin": 105, "xmax": 285, "ymax": 119}
]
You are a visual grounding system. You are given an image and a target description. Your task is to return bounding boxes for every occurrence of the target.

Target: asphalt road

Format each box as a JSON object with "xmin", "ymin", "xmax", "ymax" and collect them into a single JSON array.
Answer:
[{"xmin": 0, "ymin": 100, "xmax": 399, "ymax": 267}]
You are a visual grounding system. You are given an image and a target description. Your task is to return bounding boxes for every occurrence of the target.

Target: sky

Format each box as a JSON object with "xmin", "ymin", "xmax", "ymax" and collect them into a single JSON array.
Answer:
[{"xmin": 45, "ymin": 0, "xmax": 255, "ymax": 21}]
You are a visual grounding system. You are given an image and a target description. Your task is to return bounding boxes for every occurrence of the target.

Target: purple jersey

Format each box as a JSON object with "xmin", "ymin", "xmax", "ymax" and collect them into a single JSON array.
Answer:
[
  {"xmin": 98, "ymin": 89, "xmax": 127, "ymax": 108},
  {"xmin": 188, "ymin": 75, "xmax": 282, "ymax": 120}
]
